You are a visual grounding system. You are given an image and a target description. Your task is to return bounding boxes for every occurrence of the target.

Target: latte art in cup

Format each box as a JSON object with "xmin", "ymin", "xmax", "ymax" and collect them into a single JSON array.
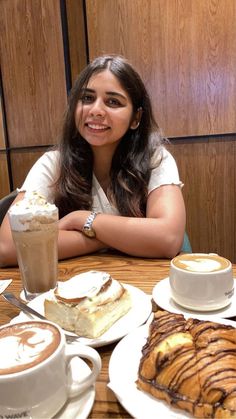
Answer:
[
  {"xmin": 0, "ymin": 322, "xmax": 60, "ymax": 375},
  {"xmin": 169, "ymin": 253, "xmax": 234, "ymax": 311},
  {"xmin": 0, "ymin": 320, "xmax": 101, "ymax": 418},
  {"xmin": 172, "ymin": 253, "xmax": 230, "ymax": 272}
]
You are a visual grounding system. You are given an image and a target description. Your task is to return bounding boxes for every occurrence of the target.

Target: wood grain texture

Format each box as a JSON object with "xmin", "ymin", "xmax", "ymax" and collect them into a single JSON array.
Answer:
[
  {"xmin": 0, "ymin": 0, "xmax": 67, "ymax": 147},
  {"xmin": 10, "ymin": 148, "xmax": 48, "ymax": 190},
  {"xmin": 168, "ymin": 136, "xmax": 236, "ymax": 262},
  {"xmin": 0, "ymin": 253, "xmax": 177, "ymax": 419},
  {"xmin": 66, "ymin": 0, "xmax": 88, "ymax": 84},
  {"xmin": 85, "ymin": 0, "xmax": 236, "ymax": 261},
  {"xmin": 86, "ymin": 0, "xmax": 236, "ymax": 137},
  {"xmin": 0, "ymin": 153, "xmax": 10, "ymax": 198},
  {"xmin": 0, "ymin": 97, "xmax": 6, "ymax": 150},
  {"xmin": 0, "ymin": 253, "xmax": 236, "ymax": 418}
]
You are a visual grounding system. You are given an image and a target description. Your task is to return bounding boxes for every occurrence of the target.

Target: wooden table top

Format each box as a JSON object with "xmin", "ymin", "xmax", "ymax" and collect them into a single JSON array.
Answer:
[{"xmin": 1, "ymin": 252, "xmax": 235, "ymax": 418}]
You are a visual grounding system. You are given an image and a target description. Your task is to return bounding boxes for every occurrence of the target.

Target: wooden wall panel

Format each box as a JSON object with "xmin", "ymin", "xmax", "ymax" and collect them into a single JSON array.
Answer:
[
  {"xmin": 86, "ymin": 0, "xmax": 236, "ymax": 138},
  {"xmin": 85, "ymin": 0, "xmax": 236, "ymax": 261},
  {"xmin": 66, "ymin": 0, "xmax": 88, "ymax": 84},
  {"xmin": 0, "ymin": 0, "xmax": 67, "ymax": 147},
  {"xmin": 0, "ymin": 153, "xmax": 10, "ymax": 198},
  {"xmin": 0, "ymin": 97, "xmax": 6, "ymax": 150},
  {"xmin": 168, "ymin": 137, "xmax": 236, "ymax": 262},
  {"xmin": 10, "ymin": 149, "xmax": 47, "ymax": 191}
]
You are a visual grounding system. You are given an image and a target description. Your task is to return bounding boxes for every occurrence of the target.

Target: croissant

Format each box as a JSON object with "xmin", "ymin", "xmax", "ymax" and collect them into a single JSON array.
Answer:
[{"xmin": 137, "ymin": 311, "xmax": 236, "ymax": 418}]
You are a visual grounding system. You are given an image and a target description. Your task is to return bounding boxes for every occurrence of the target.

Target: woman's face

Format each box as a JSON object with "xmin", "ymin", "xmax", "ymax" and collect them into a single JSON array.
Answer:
[{"xmin": 75, "ymin": 69, "xmax": 139, "ymax": 150}]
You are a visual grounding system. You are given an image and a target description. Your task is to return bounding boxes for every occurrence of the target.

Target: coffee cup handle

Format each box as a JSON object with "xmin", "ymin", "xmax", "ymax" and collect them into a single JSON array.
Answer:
[{"xmin": 65, "ymin": 343, "xmax": 101, "ymax": 397}]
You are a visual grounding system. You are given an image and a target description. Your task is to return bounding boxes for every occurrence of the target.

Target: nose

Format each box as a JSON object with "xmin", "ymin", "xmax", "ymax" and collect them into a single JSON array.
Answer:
[{"xmin": 89, "ymin": 98, "xmax": 106, "ymax": 118}]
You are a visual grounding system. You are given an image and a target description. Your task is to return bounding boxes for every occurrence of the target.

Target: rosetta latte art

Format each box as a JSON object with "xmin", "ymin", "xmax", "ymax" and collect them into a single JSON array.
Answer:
[
  {"xmin": 172, "ymin": 253, "xmax": 230, "ymax": 272},
  {"xmin": 178, "ymin": 258, "xmax": 222, "ymax": 272},
  {"xmin": 0, "ymin": 322, "xmax": 60, "ymax": 375}
]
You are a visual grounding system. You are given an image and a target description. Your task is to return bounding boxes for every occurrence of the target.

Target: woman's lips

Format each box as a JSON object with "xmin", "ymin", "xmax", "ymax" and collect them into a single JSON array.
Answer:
[{"xmin": 86, "ymin": 123, "xmax": 110, "ymax": 132}]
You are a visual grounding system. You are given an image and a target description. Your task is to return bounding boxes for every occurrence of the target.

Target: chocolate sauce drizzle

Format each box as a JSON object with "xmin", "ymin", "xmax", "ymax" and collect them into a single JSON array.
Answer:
[{"xmin": 137, "ymin": 311, "xmax": 236, "ymax": 417}]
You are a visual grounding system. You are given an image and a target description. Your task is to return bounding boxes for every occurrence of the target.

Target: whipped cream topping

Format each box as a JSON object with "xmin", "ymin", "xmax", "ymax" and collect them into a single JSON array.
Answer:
[
  {"xmin": 0, "ymin": 324, "xmax": 59, "ymax": 374},
  {"xmin": 53, "ymin": 271, "xmax": 125, "ymax": 311},
  {"xmin": 8, "ymin": 191, "xmax": 58, "ymax": 231},
  {"xmin": 55, "ymin": 271, "xmax": 111, "ymax": 300},
  {"xmin": 179, "ymin": 258, "xmax": 223, "ymax": 272}
]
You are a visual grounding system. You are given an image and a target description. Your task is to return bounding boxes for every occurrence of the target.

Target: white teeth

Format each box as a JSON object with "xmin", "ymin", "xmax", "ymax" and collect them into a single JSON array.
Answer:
[{"xmin": 87, "ymin": 124, "xmax": 107, "ymax": 130}]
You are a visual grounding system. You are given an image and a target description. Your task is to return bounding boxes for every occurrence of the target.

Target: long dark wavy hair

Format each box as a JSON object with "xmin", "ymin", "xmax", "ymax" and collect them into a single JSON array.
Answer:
[{"xmin": 54, "ymin": 55, "xmax": 164, "ymax": 218}]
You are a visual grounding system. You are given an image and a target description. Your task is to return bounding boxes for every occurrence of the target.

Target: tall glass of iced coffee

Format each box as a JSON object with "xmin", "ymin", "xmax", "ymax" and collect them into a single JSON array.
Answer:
[{"xmin": 8, "ymin": 192, "xmax": 59, "ymax": 301}]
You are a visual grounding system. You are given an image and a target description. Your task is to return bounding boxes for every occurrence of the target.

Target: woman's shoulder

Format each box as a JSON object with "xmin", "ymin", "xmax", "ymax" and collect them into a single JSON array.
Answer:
[
  {"xmin": 150, "ymin": 143, "xmax": 173, "ymax": 167},
  {"xmin": 40, "ymin": 149, "xmax": 60, "ymax": 164},
  {"xmin": 148, "ymin": 141, "xmax": 183, "ymax": 191}
]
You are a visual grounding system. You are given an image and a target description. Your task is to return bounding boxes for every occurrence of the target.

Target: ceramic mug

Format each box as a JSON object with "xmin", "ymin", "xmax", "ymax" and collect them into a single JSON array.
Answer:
[
  {"xmin": 0, "ymin": 320, "xmax": 101, "ymax": 418},
  {"xmin": 169, "ymin": 253, "xmax": 234, "ymax": 311}
]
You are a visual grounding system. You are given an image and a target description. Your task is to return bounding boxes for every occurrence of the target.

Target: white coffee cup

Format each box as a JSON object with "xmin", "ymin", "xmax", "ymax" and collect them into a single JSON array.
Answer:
[
  {"xmin": 169, "ymin": 253, "xmax": 234, "ymax": 311},
  {"xmin": 0, "ymin": 320, "xmax": 101, "ymax": 418}
]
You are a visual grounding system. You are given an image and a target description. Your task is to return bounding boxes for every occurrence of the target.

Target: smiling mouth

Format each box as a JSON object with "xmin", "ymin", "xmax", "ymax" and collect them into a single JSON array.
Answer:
[{"xmin": 86, "ymin": 123, "xmax": 110, "ymax": 132}]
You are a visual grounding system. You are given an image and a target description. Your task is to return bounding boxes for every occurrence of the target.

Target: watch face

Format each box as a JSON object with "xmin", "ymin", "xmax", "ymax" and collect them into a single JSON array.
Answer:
[{"xmin": 83, "ymin": 227, "xmax": 96, "ymax": 238}]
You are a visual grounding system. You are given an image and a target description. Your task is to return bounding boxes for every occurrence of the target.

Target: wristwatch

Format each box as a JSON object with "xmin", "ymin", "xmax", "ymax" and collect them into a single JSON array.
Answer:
[{"xmin": 82, "ymin": 211, "xmax": 99, "ymax": 238}]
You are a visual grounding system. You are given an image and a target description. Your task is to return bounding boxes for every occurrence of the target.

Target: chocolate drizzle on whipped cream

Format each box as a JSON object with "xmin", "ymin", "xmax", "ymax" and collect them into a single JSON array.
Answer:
[{"xmin": 137, "ymin": 311, "xmax": 236, "ymax": 418}]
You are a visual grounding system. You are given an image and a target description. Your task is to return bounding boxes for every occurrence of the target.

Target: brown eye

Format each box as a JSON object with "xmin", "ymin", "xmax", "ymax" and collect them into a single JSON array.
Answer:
[
  {"xmin": 80, "ymin": 94, "xmax": 95, "ymax": 104},
  {"xmin": 106, "ymin": 98, "xmax": 122, "ymax": 107}
]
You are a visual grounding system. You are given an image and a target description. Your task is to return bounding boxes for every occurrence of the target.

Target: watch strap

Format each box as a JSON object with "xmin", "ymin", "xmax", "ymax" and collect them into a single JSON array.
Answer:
[{"xmin": 82, "ymin": 211, "xmax": 99, "ymax": 238}]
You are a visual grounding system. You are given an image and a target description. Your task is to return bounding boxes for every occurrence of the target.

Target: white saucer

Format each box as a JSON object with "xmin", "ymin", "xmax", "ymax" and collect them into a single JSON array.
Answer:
[
  {"xmin": 152, "ymin": 277, "xmax": 236, "ymax": 319},
  {"xmin": 13, "ymin": 283, "xmax": 152, "ymax": 348},
  {"xmin": 53, "ymin": 356, "xmax": 95, "ymax": 418},
  {"xmin": 0, "ymin": 279, "xmax": 12, "ymax": 294}
]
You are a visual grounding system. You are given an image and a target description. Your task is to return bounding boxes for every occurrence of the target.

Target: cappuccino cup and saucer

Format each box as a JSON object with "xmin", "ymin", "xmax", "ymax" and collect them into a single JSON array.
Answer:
[
  {"xmin": 0, "ymin": 319, "xmax": 101, "ymax": 418},
  {"xmin": 153, "ymin": 253, "xmax": 235, "ymax": 317},
  {"xmin": 169, "ymin": 253, "xmax": 234, "ymax": 312}
]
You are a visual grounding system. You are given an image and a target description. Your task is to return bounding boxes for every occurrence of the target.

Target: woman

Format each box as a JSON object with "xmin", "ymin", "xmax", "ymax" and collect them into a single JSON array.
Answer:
[{"xmin": 0, "ymin": 55, "xmax": 186, "ymax": 266}]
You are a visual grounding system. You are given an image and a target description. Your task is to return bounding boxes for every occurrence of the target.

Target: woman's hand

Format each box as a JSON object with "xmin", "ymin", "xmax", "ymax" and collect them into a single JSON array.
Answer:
[
  {"xmin": 58, "ymin": 184, "xmax": 186, "ymax": 259},
  {"xmin": 58, "ymin": 210, "xmax": 92, "ymax": 232},
  {"xmin": 58, "ymin": 211, "xmax": 108, "ymax": 260}
]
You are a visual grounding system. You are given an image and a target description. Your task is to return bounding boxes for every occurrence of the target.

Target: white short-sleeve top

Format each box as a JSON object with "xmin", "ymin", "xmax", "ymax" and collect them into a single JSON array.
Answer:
[{"xmin": 19, "ymin": 148, "xmax": 183, "ymax": 215}]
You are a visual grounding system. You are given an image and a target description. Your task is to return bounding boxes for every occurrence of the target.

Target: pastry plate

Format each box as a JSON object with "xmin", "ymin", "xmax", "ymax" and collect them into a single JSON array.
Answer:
[
  {"xmin": 108, "ymin": 317, "xmax": 236, "ymax": 419},
  {"xmin": 0, "ymin": 279, "xmax": 12, "ymax": 294},
  {"xmin": 54, "ymin": 356, "xmax": 95, "ymax": 419},
  {"xmin": 152, "ymin": 277, "xmax": 236, "ymax": 319},
  {"xmin": 11, "ymin": 284, "xmax": 152, "ymax": 348}
]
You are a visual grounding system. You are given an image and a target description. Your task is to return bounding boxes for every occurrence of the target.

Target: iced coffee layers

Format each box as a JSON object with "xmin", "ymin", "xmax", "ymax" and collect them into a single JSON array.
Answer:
[
  {"xmin": 8, "ymin": 191, "xmax": 58, "ymax": 231},
  {"xmin": 8, "ymin": 192, "xmax": 59, "ymax": 296},
  {"xmin": 44, "ymin": 271, "xmax": 132, "ymax": 338}
]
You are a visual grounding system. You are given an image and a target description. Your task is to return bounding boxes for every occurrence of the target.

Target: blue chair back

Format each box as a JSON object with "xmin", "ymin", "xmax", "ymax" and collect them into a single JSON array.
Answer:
[{"xmin": 181, "ymin": 232, "xmax": 192, "ymax": 253}]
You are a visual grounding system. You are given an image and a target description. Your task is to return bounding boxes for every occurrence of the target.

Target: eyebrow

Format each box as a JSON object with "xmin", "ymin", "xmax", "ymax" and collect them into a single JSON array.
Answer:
[{"xmin": 81, "ymin": 88, "xmax": 127, "ymax": 101}]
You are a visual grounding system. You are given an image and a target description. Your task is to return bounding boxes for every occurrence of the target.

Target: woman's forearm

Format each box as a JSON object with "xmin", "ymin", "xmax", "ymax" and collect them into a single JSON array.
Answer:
[
  {"xmin": 58, "ymin": 229, "xmax": 107, "ymax": 260},
  {"xmin": 58, "ymin": 185, "xmax": 186, "ymax": 259},
  {"xmin": 92, "ymin": 214, "xmax": 185, "ymax": 258},
  {"xmin": 59, "ymin": 212, "xmax": 185, "ymax": 258}
]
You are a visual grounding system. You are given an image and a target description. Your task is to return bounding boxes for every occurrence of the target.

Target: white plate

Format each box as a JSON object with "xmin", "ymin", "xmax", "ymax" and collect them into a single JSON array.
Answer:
[
  {"xmin": 0, "ymin": 279, "xmax": 12, "ymax": 294},
  {"xmin": 108, "ymin": 317, "xmax": 236, "ymax": 419},
  {"xmin": 152, "ymin": 277, "xmax": 236, "ymax": 319},
  {"xmin": 11, "ymin": 284, "xmax": 152, "ymax": 348},
  {"xmin": 54, "ymin": 356, "xmax": 95, "ymax": 419}
]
